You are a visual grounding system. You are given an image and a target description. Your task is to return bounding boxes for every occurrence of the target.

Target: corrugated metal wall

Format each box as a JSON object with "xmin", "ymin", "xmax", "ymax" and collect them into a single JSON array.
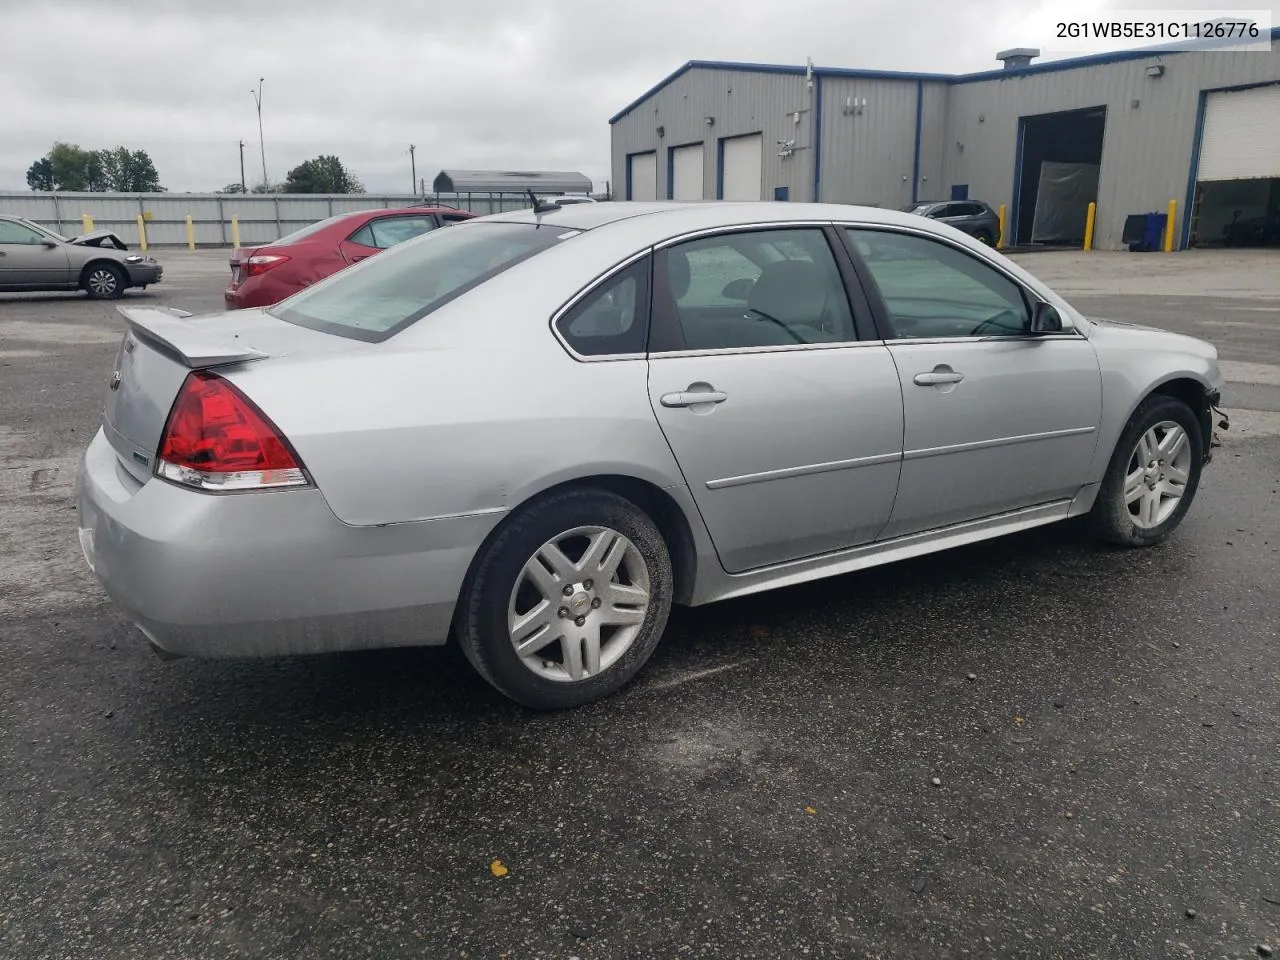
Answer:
[
  {"xmin": 0, "ymin": 192, "xmax": 536, "ymax": 247},
  {"xmin": 610, "ymin": 68, "xmax": 816, "ymax": 201},
  {"xmin": 945, "ymin": 46, "xmax": 1280, "ymax": 249},
  {"xmin": 612, "ymin": 47, "xmax": 1280, "ymax": 249},
  {"xmin": 818, "ymin": 78, "xmax": 948, "ymax": 208},
  {"xmin": 917, "ymin": 82, "xmax": 951, "ymax": 204}
]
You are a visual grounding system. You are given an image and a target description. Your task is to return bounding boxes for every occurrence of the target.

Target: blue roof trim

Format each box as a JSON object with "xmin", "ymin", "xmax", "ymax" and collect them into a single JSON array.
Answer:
[
  {"xmin": 952, "ymin": 27, "xmax": 1280, "ymax": 83},
  {"xmin": 609, "ymin": 27, "xmax": 1280, "ymax": 123}
]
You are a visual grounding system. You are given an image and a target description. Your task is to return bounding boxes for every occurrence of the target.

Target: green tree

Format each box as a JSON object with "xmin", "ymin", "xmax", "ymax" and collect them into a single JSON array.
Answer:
[
  {"xmin": 48, "ymin": 142, "xmax": 98, "ymax": 191},
  {"xmin": 26, "ymin": 142, "xmax": 163, "ymax": 192},
  {"xmin": 219, "ymin": 182, "xmax": 247, "ymax": 194},
  {"xmin": 283, "ymin": 155, "xmax": 364, "ymax": 194},
  {"xmin": 25, "ymin": 157, "xmax": 53, "ymax": 191},
  {"xmin": 98, "ymin": 147, "xmax": 163, "ymax": 192}
]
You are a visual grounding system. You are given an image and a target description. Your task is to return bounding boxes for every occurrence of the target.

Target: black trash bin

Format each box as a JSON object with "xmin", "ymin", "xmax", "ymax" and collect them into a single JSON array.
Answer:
[{"xmin": 1123, "ymin": 212, "xmax": 1168, "ymax": 252}]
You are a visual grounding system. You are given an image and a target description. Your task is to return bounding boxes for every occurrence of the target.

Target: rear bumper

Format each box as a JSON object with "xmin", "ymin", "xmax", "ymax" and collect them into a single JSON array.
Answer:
[
  {"xmin": 75, "ymin": 428, "xmax": 501, "ymax": 658},
  {"xmin": 224, "ymin": 273, "xmax": 293, "ymax": 309}
]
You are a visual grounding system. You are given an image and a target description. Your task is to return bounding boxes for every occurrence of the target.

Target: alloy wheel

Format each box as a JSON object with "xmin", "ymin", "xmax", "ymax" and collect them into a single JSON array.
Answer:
[
  {"xmin": 507, "ymin": 525, "xmax": 651, "ymax": 683},
  {"xmin": 88, "ymin": 268, "xmax": 118, "ymax": 297},
  {"xmin": 1124, "ymin": 420, "xmax": 1192, "ymax": 529}
]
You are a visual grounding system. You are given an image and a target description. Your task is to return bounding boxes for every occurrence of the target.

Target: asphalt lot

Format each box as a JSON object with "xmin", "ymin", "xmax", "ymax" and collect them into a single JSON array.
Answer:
[{"xmin": 2, "ymin": 247, "xmax": 1279, "ymax": 959}]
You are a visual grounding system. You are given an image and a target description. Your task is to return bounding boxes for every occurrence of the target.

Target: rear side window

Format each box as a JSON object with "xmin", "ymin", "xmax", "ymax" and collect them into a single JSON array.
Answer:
[
  {"xmin": 370, "ymin": 216, "xmax": 436, "ymax": 248},
  {"xmin": 269, "ymin": 222, "xmax": 575, "ymax": 342},
  {"xmin": 555, "ymin": 257, "xmax": 650, "ymax": 358},
  {"xmin": 349, "ymin": 216, "xmax": 438, "ymax": 249}
]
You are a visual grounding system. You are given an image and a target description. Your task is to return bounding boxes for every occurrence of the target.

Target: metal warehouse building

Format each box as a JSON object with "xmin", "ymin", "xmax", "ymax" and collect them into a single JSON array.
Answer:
[{"xmin": 609, "ymin": 30, "xmax": 1280, "ymax": 250}]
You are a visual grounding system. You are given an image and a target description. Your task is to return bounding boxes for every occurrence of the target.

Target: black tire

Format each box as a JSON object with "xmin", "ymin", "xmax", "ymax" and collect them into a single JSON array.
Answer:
[
  {"xmin": 973, "ymin": 229, "xmax": 994, "ymax": 245},
  {"xmin": 1089, "ymin": 394, "xmax": 1204, "ymax": 547},
  {"xmin": 456, "ymin": 486, "xmax": 673, "ymax": 710},
  {"xmin": 83, "ymin": 263, "xmax": 126, "ymax": 300}
]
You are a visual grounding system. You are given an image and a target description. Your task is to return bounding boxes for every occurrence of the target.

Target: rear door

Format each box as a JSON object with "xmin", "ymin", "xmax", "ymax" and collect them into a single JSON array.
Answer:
[
  {"xmin": 841, "ymin": 226, "xmax": 1102, "ymax": 539},
  {"xmin": 645, "ymin": 224, "xmax": 904, "ymax": 574},
  {"xmin": 0, "ymin": 219, "xmax": 70, "ymax": 285}
]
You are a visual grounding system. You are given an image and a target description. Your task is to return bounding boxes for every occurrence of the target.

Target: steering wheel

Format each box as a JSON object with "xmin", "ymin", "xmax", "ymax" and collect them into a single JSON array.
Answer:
[{"xmin": 968, "ymin": 310, "xmax": 1024, "ymax": 337}]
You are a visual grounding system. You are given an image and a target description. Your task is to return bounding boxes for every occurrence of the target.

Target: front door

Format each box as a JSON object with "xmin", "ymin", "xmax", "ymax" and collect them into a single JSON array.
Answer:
[
  {"xmin": 843, "ymin": 226, "xmax": 1102, "ymax": 538},
  {"xmin": 646, "ymin": 225, "xmax": 904, "ymax": 573},
  {"xmin": 0, "ymin": 220, "xmax": 70, "ymax": 286}
]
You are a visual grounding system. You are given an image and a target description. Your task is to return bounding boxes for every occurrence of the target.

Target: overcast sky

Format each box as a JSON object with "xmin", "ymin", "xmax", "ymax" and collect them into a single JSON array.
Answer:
[{"xmin": 1, "ymin": 0, "xmax": 1273, "ymax": 194}]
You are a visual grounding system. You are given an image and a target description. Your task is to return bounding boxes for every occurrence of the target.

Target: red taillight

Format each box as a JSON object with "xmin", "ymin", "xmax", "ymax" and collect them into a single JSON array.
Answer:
[
  {"xmin": 156, "ymin": 371, "xmax": 308, "ymax": 491},
  {"xmin": 243, "ymin": 254, "xmax": 289, "ymax": 277}
]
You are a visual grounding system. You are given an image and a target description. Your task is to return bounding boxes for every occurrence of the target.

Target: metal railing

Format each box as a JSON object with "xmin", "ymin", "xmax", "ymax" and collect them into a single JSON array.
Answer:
[{"xmin": 0, "ymin": 191, "xmax": 601, "ymax": 248}]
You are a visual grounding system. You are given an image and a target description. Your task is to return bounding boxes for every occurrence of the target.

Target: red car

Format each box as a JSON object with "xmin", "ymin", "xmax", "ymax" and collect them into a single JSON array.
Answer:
[{"xmin": 224, "ymin": 205, "xmax": 476, "ymax": 309}]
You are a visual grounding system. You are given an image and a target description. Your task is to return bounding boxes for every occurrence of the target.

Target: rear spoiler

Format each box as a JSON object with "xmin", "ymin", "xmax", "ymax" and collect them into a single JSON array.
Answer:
[{"xmin": 116, "ymin": 306, "xmax": 267, "ymax": 368}]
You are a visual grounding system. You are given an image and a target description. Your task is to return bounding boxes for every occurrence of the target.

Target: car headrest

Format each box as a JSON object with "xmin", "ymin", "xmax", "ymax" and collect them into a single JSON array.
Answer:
[
  {"xmin": 748, "ymin": 260, "xmax": 827, "ymax": 326},
  {"xmin": 666, "ymin": 250, "xmax": 691, "ymax": 300}
]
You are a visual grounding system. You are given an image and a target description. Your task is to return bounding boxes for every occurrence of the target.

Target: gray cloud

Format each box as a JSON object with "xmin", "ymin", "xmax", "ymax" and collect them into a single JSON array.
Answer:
[{"xmin": 1, "ymin": 0, "xmax": 1273, "ymax": 193}]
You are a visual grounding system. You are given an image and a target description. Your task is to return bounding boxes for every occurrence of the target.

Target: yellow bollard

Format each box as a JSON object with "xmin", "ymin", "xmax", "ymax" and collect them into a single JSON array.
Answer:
[
  {"xmin": 997, "ymin": 204, "xmax": 1007, "ymax": 249},
  {"xmin": 185, "ymin": 214, "xmax": 195, "ymax": 251},
  {"xmin": 135, "ymin": 215, "xmax": 148, "ymax": 252},
  {"xmin": 230, "ymin": 216, "xmax": 240, "ymax": 249},
  {"xmin": 81, "ymin": 213, "xmax": 93, "ymax": 233},
  {"xmin": 1083, "ymin": 202, "xmax": 1096, "ymax": 251},
  {"xmin": 1164, "ymin": 198, "xmax": 1177, "ymax": 252}
]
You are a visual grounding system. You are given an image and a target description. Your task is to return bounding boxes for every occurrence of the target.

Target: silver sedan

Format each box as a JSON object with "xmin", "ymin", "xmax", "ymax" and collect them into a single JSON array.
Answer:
[
  {"xmin": 76, "ymin": 201, "xmax": 1225, "ymax": 709},
  {"xmin": 0, "ymin": 215, "xmax": 162, "ymax": 298}
]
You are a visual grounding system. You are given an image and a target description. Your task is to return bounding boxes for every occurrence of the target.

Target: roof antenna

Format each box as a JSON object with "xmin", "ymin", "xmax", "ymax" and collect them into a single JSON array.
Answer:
[{"xmin": 527, "ymin": 188, "xmax": 559, "ymax": 224}]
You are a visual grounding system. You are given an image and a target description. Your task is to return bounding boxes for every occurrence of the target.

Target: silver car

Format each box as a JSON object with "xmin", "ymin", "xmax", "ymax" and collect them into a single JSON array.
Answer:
[
  {"xmin": 0, "ymin": 214, "xmax": 162, "ymax": 298},
  {"xmin": 75, "ymin": 201, "xmax": 1225, "ymax": 709}
]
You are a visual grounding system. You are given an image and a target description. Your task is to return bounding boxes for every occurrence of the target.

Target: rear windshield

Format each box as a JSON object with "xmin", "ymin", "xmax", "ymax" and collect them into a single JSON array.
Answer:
[
  {"xmin": 272, "ymin": 214, "xmax": 350, "ymax": 246},
  {"xmin": 267, "ymin": 221, "xmax": 575, "ymax": 342}
]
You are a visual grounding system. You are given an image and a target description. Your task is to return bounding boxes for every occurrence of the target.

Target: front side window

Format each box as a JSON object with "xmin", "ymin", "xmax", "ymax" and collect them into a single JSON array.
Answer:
[
  {"xmin": 845, "ymin": 228, "xmax": 1030, "ymax": 339},
  {"xmin": 0, "ymin": 220, "xmax": 49, "ymax": 244},
  {"xmin": 654, "ymin": 228, "xmax": 856, "ymax": 351},
  {"xmin": 555, "ymin": 257, "xmax": 650, "ymax": 357},
  {"xmin": 269, "ymin": 222, "xmax": 575, "ymax": 342}
]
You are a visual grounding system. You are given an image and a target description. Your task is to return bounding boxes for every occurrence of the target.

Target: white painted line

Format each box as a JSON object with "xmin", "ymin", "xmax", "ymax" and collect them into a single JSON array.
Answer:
[
  {"xmin": 1220, "ymin": 361, "xmax": 1280, "ymax": 387},
  {"xmin": 646, "ymin": 661, "xmax": 748, "ymax": 691}
]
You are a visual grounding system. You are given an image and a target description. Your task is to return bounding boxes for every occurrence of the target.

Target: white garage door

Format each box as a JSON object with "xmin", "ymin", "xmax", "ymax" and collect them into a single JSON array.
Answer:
[
  {"xmin": 1198, "ymin": 84, "xmax": 1280, "ymax": 181},
  {"xmin": 671, "ymin": 143, "xmax": 704, "ymax": 201},
  {"xmin": 628, "ymin": 152, "xmax": 657, "ymax": 201},
  {"xmin": 721, "ymin": 134, "xmax": 763, "ymax": 201}
]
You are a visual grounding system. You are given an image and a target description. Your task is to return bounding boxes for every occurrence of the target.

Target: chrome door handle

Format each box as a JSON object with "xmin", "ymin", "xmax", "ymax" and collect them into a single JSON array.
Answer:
[
  {"xmin": 660, "ymin": 390, "xmax": 727, "ymax": 408},
  {"xmin": 913, "ymin": 369, "xmax": 964, "ymax": 386}
]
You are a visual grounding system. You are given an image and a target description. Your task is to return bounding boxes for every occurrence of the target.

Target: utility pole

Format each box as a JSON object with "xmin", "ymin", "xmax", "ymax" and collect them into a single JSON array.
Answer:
[
  {"xmin": 251, "ymin": 78, "xmax": 268, "ymax": 191},
  {"xmin": 409, "ymin": 144, "xmax": 417, "ymax": 196},
  {"xmin": 238, "ymin": 140, "xmax": 246, "ymax": 193}
]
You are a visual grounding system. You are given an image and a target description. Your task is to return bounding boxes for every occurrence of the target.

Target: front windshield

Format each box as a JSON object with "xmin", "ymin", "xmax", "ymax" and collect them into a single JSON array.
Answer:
[
  {"xmin": 20, "ymin": 217, "xmax": 69, "ymax": 242},
  {"xmin": 268, "ymin": 221, "xmax": 576, "ymax": 342},
  {"xmin": 903, "ymin": 204, "xmax": 935, "ymax": 215}
]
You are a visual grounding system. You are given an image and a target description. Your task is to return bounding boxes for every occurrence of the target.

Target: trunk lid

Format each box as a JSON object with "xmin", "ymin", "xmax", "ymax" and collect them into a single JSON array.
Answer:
[{"xmin": 102, "ymin": 306, "xmax": 349, "ymax": 484}]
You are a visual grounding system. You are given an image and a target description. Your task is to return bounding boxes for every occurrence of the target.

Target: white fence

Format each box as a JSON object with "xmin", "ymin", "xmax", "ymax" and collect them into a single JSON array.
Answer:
[{"xmin": 0, "ymin": 191, "xmax": 549, "ymax": 247}]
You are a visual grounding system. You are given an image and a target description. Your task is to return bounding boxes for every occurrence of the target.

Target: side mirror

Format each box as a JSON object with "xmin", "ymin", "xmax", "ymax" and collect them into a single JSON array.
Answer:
[
  {"xmin": 721, "ymin": 277, "xmax": 754, "ymax": 300},
  {"xmin": 1030, "ymin": 301, "xmax": 1064, "ymax": 333},
  {"xmin": 41, "ymin": 239, "xmax": 58, "ymax": 249}
]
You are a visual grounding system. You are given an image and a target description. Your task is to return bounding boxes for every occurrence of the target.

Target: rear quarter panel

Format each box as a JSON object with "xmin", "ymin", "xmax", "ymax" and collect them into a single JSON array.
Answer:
[{"xmin": 222, "ymin": 228, "xmax": 691, "ymax": 528}]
